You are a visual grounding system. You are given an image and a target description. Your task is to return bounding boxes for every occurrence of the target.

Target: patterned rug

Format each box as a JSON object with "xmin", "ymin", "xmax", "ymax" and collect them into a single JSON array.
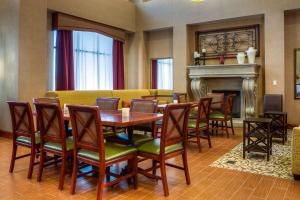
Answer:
[{"xmin": 210, "ymin": 132, "xmax": 292, "ymax": 179}]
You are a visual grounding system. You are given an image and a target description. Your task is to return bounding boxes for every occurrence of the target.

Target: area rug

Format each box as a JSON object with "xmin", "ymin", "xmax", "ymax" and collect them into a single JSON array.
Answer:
[{"xmin": 210, "ymin": 132, "xmax": 292, "ymax": 179}]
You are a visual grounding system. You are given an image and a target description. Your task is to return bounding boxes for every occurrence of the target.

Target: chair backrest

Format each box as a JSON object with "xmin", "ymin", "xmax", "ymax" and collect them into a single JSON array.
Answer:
[
  {"xmin": 141, "ymin": 95, "xmax": 156, "ymax": 100},
  {"xmin": 160, "ymin": 103, "xmax": 191, "ymax": 154},
  {"xmin": 130, "ymin": 99, "xmax": 158, "ymax": 113},
  {"xmin": 96, "ymin": 97, "xmax": 119, "ymax": 111},
  {"xmin": 68, "ymin": 105, "xmax": 104, "ymax": 165},
  {"xmin": 34, "ymin": 102, "xmax": 66, "ymax": 146},
  {"xmin": 173, "ymin": 93, "xmax": 188, "ymax": 103},
  {"xmin": 7, "ymin": 101, "xmax": 36, "ymax": 141},
  {"xmin": 263, "ymin": 94, "xmax": 283, "ymax": 112},
  {"xmin": 196, "ymin": 97, "xmax": 212, "ymax": 126},
  {"xmin": 224, "ymin": 94, "xmax": 235, "ymax": 117},
  {"xmin": 33, "ymin": 97, "xmax": 60, "ymax": 106},
  {"xmin": 207, "ymin": 93, "xmax": 224, "ymax": 111}
]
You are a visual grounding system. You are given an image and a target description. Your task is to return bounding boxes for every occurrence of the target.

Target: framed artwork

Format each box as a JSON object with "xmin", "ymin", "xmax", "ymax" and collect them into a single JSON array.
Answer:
[
  {"xmin": 294, "ymin": 48, "xmax": 300, "ymax": 99},
  {"xmin": 196, "ymin": 25, "xmax": 260, "ymax": 59}
]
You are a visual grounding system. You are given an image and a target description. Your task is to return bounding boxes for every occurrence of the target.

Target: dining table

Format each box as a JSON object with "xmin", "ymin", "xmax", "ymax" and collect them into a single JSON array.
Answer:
[{"xmin": 64, "ymin": 110, "xmax": 163, "ymax": 145}]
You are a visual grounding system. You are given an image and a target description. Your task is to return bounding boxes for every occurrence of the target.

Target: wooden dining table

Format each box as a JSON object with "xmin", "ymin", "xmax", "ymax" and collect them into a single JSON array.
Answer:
[{"xmin": 64, "ymin": 110, "xmax": 163, "ymax": 145}]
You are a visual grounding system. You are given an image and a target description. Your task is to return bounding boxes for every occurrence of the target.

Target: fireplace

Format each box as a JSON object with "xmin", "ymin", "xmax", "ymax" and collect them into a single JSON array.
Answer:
[
  {"xmin": 212, "ymin": 90, "xmax": 241, "ymax": 118},
  {"xmin": 188, "ymin": 64, "xmax": 261, "ymax": 122}
]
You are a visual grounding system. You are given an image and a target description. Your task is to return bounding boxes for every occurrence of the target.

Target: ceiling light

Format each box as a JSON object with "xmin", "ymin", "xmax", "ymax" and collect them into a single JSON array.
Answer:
[{"xmin": 191, "ymin": 0, "xmax": 204, "ymax": 2}]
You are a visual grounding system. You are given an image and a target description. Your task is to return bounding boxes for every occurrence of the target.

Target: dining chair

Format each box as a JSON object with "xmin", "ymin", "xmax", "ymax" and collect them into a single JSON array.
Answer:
[
  {"xmin": 34, "ymin": 102, "xmax": 73, "ymax": 190},
  {"xmin": 67, "ymin": 105, "xmax": 138, "ymax": 200},
  {"xmin": 188, "ymin": 97, "xmax": 212, "ymax": 152},
  {"xmin": 209, "ymin": 94, "xmax": 235, "ymax": 138},
  {"xmin": 173, "ymin": 93, "xmax": 188, "ymax": 103},
  {"xmin": 115, "ymin": 99, "xmax": 158, "ymax": 146},
  {"xmin": 7, "ymin": 101, "xmax": 40, "ymax": 179},
  {"xmin": 96, "ymin": 97, "xmax": 123, "ymax": 136},
  {"xmin": 96, "ymin": 97, "xmax": 120, "ymax": 110},
  {"xmin": 207, "ymin": 93, "xmax": 224, "ymax": 112},
  {"xmin": 137, "ymin": 103, "xmax": 191, "ymax": 196}
]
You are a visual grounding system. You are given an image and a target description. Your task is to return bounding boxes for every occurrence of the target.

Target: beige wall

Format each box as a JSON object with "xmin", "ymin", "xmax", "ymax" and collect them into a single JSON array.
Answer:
[
  {"xmin": 129, "ymin": 0, "xmax": 300, "ymax": 123},
  {"xmin": 0, "ymin": 0, "xmax": 20, "ymax": 131},
  {"xmin": 285, "ymin": 10, "xmax": 300, "ymax": 125},
  {"xmin": 0, "ymin": 0, "xmax": 135, "ymax": 132}
]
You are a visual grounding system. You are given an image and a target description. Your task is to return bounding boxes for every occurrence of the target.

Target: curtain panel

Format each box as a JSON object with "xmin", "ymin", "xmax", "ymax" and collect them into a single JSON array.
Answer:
[
  {"xmin": 151, "ymin": 59, "xmax": 158, "ymax": 89},
  {"xmin": 55, "ymin": 30, "xmax": 74, "ymax": 91},
  {"xmin": 113, "ymin": 40, "xmax": 125, "ymax": 90}
]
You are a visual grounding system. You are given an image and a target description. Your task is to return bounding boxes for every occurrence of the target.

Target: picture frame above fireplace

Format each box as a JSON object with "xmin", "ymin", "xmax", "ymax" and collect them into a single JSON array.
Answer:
[
  {"xmin": 196, "ymin": 25, "xmax": 260, "ymax": 59},
  {"xmin": 294, "ymin": 48, "xmax": 300, "ymax": 99}
]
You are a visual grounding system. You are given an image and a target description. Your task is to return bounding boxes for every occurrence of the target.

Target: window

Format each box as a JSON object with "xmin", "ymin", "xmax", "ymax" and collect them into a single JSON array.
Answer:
[
  {"xmin": 52, "ymin": 30, "xmax": 113, "ymax": 90},
  {"xmin": 157, "ymin": 58, "xmax": 173, "ymax": 90}
]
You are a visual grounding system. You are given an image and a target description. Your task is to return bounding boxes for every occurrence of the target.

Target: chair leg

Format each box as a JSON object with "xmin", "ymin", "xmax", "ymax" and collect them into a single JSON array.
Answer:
[
  {"xmin": 224, "ymin": 120, "xmax": 229, "ymax": 138},
  {"xmin": 132, "ymin": 157, "xmax": 138, "ymax": 190},
  {"xmin": 27, "ymin": 147, "xmax": 35, "ymax": 179},
  {"xmin": 160, "ymin": 160, "xmax": 169, "ymax": 196},
  {"xmin": 230, "ymin": 118, "xmax": 235, "ymax": 135},
  {"xmin": 9, "ymin": 144, "xmax": 17, "ymax": 173},
  {"xmin": 37, "ymin": 150, "xmax": 45, "ymax": 182},
  {"xmin": 105, "ymin": 166, "xmax": 111, "ymax": 182},
  {"xmin": 96, "ymin": 170, "xmax": 105, "ymax": 200},
  {"xmin": 196, "ymin": 130, "xmax": 202, "ymax": 152},
  {"xmin": 182, "ymin": 151, "xmax": 191, "ymax": 185},
  {"xmin": 152, "ymin": 160, "xmax": 158, "ymax": 176},
  {"xmin": 70, "ymin": 157, "xmax": 78, "ymax": 195},
  {"xmin": 58, "ymin": 156, "xmax": 67, "ymax": 190},
  {"xmin": 206, "ymin": 129, "xmax": 212, "ymax": 148}
]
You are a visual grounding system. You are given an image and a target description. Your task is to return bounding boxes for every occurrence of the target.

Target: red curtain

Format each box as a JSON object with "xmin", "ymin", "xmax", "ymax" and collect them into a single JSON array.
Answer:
[
  {"xmin": 113, "ymin": 40, "xmax": 124, "ymax": 90},
  {"xmin": 151, "ymin": 59, "xmax": 158, "ymax": 89},
  {"xmin": 55, "ymin": 30, "xmax": 74, "ymax": 91}
]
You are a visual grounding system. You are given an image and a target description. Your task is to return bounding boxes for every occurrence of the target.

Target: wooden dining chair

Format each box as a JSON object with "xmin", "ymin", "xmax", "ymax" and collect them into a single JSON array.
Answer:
[
  {"xmin": 67, "ymin": 105, "xmax": 138, "ymax": 200},
  {"xmin": 96, "ymin": 97, "xmax": 119, "ymax": 110},
  {"xmin": 137, "ymin": 103, "xmax": 191, "ymax": 196},
  {"xmin": 173, "ymin": 93, "xmax": 188, "ymax": 103},
  {"xmin": 7, "ymin": 101, "xmax": 40, "ymax": 179},
  {"xmin": 34, "ymin": 102, "xmax": 73, "ymax": 190},
  {"xmin": 96, "ymin": 97, "xmax": 124, "ymax": 136},
  {"xmin": 188, "ymin": 97, "xmax": 212, "ymax": 152},
  {"xmin": 115, "ymin": 99, "xmax": 158, "ymax": 146},
  {"xmin": 209, "ymin": 94, "xmax": 235, "ymax": 138},
  {"xmin": 207, "ymin": 93, "xmax": 224, "ymax": 112}
]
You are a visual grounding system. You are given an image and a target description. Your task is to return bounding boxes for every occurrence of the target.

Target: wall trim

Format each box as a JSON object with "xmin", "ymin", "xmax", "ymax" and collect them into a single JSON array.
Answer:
[{"xmin": 0, "ymin": 130, "xmax": 12, "ymax": 138}]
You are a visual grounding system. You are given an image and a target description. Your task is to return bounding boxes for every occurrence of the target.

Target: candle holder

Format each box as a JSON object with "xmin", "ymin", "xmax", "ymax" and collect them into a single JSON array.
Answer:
[
  {"xmin": 202, "ymin": 52, "xmax": 206, "ymax": 65},
  {"xmin": 194, "ymin": 57, "xmax": 200, "ymax": 65}
]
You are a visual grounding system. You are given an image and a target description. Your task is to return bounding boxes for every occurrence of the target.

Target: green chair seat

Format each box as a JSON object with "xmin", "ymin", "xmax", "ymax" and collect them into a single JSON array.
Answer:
[
  {"xmin": 116, "ymin": 133, "xmax": 153, "ymax": 145},
  {"xmin": 78, "ymin": 143, "xmax": 137, "ymax": 161},
  {"xmin": 103, "ymin": 127, "xmax": 125, "ymax": 137},
  {"xmin": 138, "ymin": 138, "xmax": 183, "ymax": 155},
  {"xmin": 44, "ymin": 137, "xmax": 73, "ymax": 151},
  {"xmin": 155, "ymin": 119, "xmax": 163, "ymax": 126},
  {"xmin": 209, "ymin": 112, "xmax": 225, "ymax": 119},
  {"xmin": 16, "ymin": 131, "xmax": 40, "ymax": 145},
  {"xmin": 188, "ymin": 120, "xmax": 208, "ymax": 129}
]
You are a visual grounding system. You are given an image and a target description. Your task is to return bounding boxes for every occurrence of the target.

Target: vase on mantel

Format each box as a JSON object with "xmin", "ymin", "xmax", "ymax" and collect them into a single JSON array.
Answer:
[
  {"xmin": 246, "ymin": 47, "xmax": 257, "ymax": 64},
  {"xmin": 237, "ymin": 52, "xmax": 246, "ymax": 64}
]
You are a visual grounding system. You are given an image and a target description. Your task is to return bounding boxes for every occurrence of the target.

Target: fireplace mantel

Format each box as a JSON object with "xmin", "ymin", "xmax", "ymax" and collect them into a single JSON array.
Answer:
[
  {"xmin": 188, "ymin": 64, "xmax": 260, "ymax": 118},
  {"xmin": 188, "ymin": 64, "xmax": 259, "ymax": 78}
]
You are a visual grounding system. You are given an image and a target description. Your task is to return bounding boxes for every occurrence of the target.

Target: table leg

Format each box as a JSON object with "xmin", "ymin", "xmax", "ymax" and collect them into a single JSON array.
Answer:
[
  {"xmin": 127, "ymin": 126, "xmax": 134, "ymax": 145},
  {"xmin": 243, "ymin": 121, "xmax": 246, "ymax": 159}
]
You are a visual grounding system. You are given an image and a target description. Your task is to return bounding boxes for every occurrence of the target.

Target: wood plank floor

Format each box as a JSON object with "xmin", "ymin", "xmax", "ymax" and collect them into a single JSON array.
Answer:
[{"xmin": 1, "ymin": 129, "xmax": 300, "ymax": 200}]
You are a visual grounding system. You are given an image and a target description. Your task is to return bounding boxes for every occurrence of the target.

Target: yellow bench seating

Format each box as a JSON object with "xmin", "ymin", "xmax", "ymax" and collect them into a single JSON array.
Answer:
[{"xmin": 45, "ymin": 89, "xmax": 173, "ymax": 108}]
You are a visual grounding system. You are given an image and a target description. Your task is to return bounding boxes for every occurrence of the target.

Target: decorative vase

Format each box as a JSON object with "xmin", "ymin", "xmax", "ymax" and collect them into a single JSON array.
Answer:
[
  {"xmin": 246, "ymin": 47, "xmax": 257, "ymax": 64},
  {"xmin": 237, "ymin": 52, "xmax": 246, "ymax": 64},
  {"xmin": 219, "ymin": 55, "xmax": 225, "ymax": 64}
]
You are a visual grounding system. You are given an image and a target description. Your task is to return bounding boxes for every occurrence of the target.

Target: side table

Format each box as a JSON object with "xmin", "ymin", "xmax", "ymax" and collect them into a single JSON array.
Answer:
[
  {"xmin": 264, "ymin": 111, "xmax": 288, "ymax": 145},
  {"xmin": 243, "ymin": 118, "xmax": 273, "ymax": 161}
]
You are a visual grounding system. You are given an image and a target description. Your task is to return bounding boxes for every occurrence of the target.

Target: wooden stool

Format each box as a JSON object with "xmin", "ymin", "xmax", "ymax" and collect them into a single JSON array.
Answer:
[{"xmin": 243, "ymin": 118, "xmax": 272, "ymax": 161}]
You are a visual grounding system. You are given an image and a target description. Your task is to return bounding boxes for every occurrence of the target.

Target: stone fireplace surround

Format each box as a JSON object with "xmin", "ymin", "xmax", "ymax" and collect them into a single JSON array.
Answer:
[{"xmin": 188, "ymin": 64, "xmax": 260, "ymax": 123}]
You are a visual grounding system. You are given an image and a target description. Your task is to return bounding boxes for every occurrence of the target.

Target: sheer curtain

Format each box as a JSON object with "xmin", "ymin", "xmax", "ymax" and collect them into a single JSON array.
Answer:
[
  {"xmin": 73, "ymin": 31, "xmax": 113, "ymax": 90},
  {"xmin": 157, "ymin": 58, "xmax": 173, "ymax": 90}
]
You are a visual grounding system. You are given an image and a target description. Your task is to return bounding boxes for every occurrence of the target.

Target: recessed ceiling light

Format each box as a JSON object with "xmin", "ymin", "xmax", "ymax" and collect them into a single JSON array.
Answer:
[{"xmin": 191, "ymin": 0, "xmax": 204, "ymax": 2}]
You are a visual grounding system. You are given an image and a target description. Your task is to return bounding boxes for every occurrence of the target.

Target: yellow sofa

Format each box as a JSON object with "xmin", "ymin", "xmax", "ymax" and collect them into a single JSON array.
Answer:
[
  {"xmin": 45, "ymin": 89, "xmax": 173, "ymax": 108},
  {"xmin": 292, "ymin": 126, "xmax": 300, "ymax": 179}
]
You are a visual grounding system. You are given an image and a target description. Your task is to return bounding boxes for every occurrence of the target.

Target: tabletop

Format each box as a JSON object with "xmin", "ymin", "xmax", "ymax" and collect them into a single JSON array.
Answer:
[{"xmin": 64, "ymin": 110, "xmax": 163, "ymax": 127}]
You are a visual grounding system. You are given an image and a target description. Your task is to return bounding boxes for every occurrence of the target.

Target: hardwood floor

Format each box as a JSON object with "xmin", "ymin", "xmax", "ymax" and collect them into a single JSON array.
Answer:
[{"xmin": 1, "ymin": 129, "xmax": 300, "ymax": 200}]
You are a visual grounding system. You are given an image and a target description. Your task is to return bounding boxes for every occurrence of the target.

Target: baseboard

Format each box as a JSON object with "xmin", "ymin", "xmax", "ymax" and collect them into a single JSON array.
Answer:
[{"xmin": 0, "ymin": 130, "xmax": 12, "ymax": 138}]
